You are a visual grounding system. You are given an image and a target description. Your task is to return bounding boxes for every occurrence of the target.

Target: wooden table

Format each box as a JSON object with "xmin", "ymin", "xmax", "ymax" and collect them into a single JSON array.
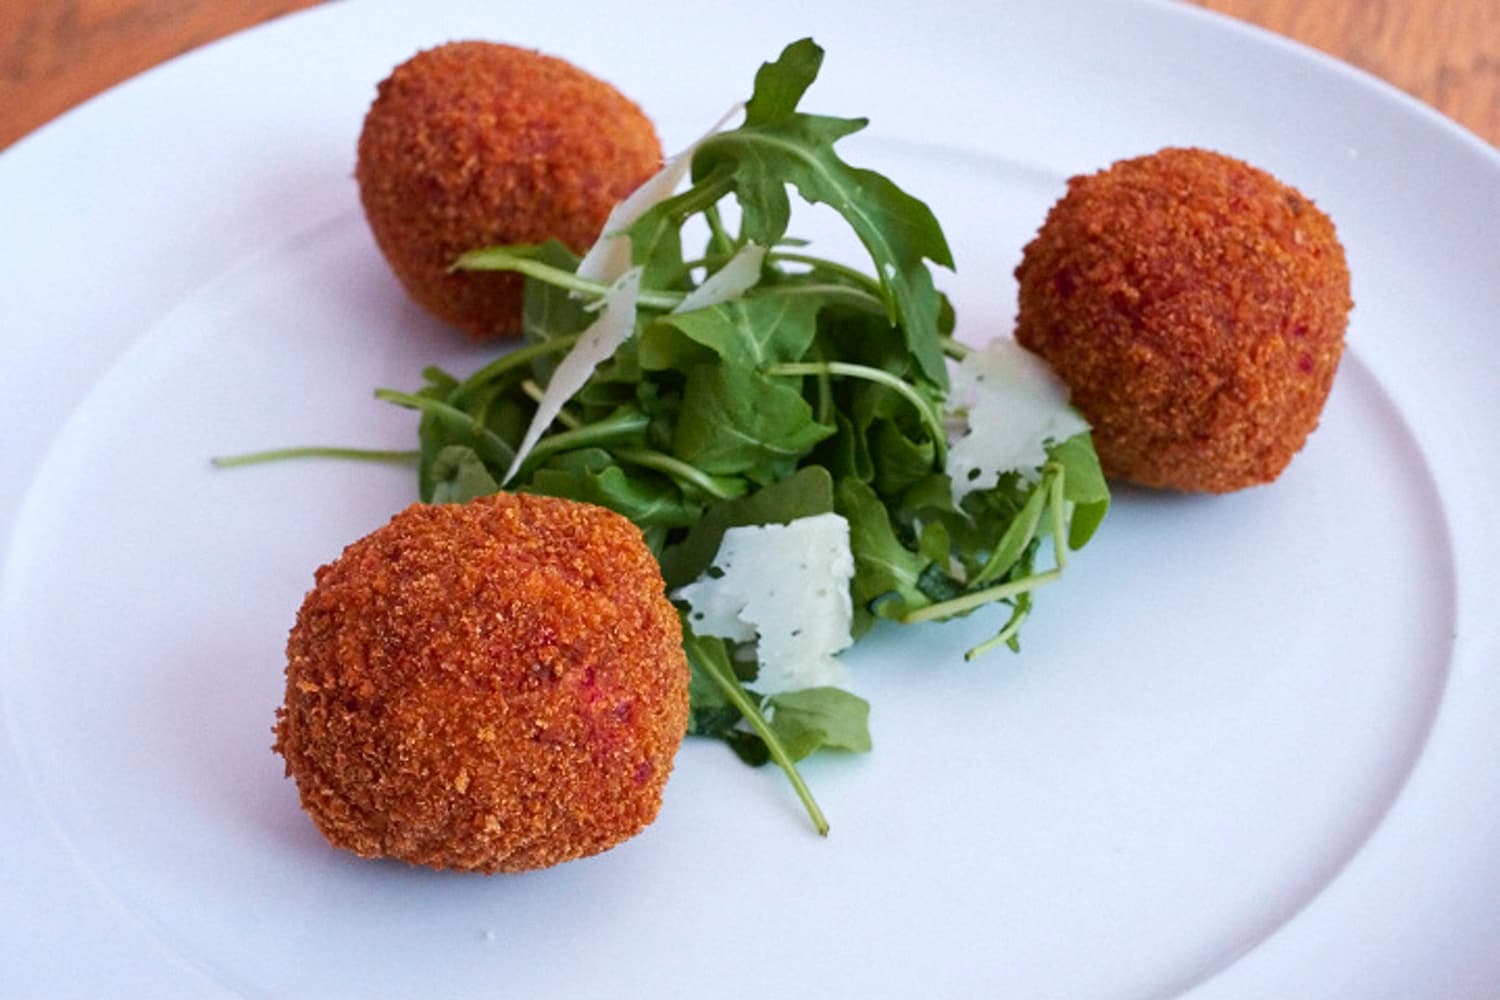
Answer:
[{"xmin": 1, "ymin": 0, "xmax": 1496, "ymax": 151}]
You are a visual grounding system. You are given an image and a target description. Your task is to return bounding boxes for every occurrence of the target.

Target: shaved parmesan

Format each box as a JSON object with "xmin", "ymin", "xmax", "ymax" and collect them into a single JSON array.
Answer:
[
  {"xmin": 502, "ymin": 106, "xmax": 747, "ymax": 484},
  {"xmin": 946, "ymin": 338, "xmax": 1088, "ymax": 506},
  {"xmin": 675, "ymin": 513, "xmax": 855, "ymax": 695},
  {"xmin": 576, "ymin": 103, "xmax": 745, "ymax": 284},
  {"xmin": 500, "ymin": 267, "xmax": 641, "ymax": 485},
  {"xmin": 673, "ymin": 242, "xmax": 767, "ymax": 313}
]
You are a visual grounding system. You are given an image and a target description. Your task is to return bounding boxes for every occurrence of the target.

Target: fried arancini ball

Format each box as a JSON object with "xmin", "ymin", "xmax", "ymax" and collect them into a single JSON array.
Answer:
[
  {"xmin": 1014, "ymin": 147, "xmax": 1351, "ymax": 493},
  {"xmin": 356, "ymin": 41, "xmax": 662, "ymax": 338},
  {"xmin": 272, "ymin": 493, "xmax": 690, "ymax": 873}
]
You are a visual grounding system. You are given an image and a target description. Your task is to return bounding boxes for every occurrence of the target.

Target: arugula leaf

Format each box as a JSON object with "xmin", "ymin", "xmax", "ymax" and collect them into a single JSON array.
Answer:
[
  {"xmin": 690, "ymin": 38, "xmax": 953, "ymax": 388},
  {"xmin": 835, "ymin": 476, "xmax": 929, "ymax": 629},
  {"xmin": 526, "ymin": 448, "xmax": 700, "ymax": 529},
  {"xmin": 743, "ymin": 36, "xmax": 823, "ymax": 126},
  {"xmin": 1049, "ymin": 432, "xmax": 1111, "ymax": 549},
  {"xmin": 642, "ymin": 293, "xmax": 821, "ymax": 371},
  {"xmin": 412, "ymin": 366, "xmax": 460, "ymax": 501},
  {"xmin": 673, "ymin": 364, "xmax": 834, "ymax": 481},
  {"xmin": 972, "ymin": 473, "xmax": 1050, "ymax": 588},
  {"xmin": 767, "ymin": 687, "xmax": 872, "ymax": 759},
  {"xmin": 695, "ymin": 117, "xmax": 952, "ymax": 386},
  {"xmin": 818, "ymin": 409, "xmax": 874, "ymax": 484},
  {"xmin": 377, "ymin": 385, "xmax": 516, "ymax": 503}
]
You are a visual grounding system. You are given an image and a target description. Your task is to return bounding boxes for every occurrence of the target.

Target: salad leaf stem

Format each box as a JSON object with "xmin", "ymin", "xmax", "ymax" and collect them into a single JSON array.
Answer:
[
  {"xmin": 683, "ymin": 627, "xmax": 831, "ymax": 836},
  {"xmin": 374, "ymin": 389, "xmax": 518, "ymax": 467},
  {"xmin": 964, "ymin": 594, "xmax": 1032, "ymax": 660},
  {"xmin": 451, "ymin": 333, "xmax": 582, "ymax": 405},
  {"xmin": 752, "ymin": 282, "xmax": 885, "ymax": 313},
  {"xmin": 663, "ymin": 166, "xmax": 738, "ymax": 222},
  {"xmin": 1048, "ymin": 463, "xmax": 1070, "ymax": 571},
  {"xmin": 454, "ymin": 248, "xmax": 684, "ymax": 311},
  {"xmin": 900, "ymin": 568, "xmax": 1062, "ymax": 624},
  {"xmin": 613, "ymin": 448, "xmax": 744, "ymax": 501},
  {"xmin": 211, "ymin": 446, "xmax": 418, "ymax": 468},
  {"xmin": 512, "ymin": 382, "xmax": 737, "ymax": 500},
  {"xmin": 702, "ymin": 203, "xmax": 736, "ymax": 257},
  {"xmin": 940, "ymin": 336, "xmax": 971, "ymax": 361},
  {"xmin": 516, "ymin": 409, "xmax": 651, "ymax": 475},
  {"xmin": 765, "ymin": 360, "xmax": 947, "ymax": 465},
  {"xmin": 769, "ymin": 251, "xmax": 884, "ymax": 295}
]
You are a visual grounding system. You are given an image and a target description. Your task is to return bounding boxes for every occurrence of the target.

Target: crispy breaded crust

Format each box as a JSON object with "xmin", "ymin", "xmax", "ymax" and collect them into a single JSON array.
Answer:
[
  {"xmin": 356, "ymin": 41, "xmax": 662, "ymax": 338},
  {"xmin": 1015, "ymin": 147, "xmax": 1352, "ymax": 493},
  {"xmin": 273, "ymin": 493, "xmax": 690, "ymax": 873}
]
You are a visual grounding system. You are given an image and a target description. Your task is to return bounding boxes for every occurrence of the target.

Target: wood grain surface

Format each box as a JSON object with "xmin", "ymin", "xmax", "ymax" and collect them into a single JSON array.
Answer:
[{"xmin": 1, "ymin": 0, "xmax": 1496, "ymax": 150}]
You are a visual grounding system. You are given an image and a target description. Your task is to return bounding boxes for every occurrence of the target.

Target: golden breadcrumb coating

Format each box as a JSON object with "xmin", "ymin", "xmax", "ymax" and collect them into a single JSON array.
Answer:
[
  {"xmin": 273, "ymin": 492, "xmax": 690, "ymax": 873},
  {"xmin": 1014, "ymin": 147, "xmax": 1351, "ymax": 493},
  {"xmin": 356, "ymin": 41, "xmax": 662, "ymax": 338}
]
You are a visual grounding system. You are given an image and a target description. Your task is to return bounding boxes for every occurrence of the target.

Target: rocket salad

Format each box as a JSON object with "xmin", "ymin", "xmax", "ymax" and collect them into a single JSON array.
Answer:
[{"xmin": 224, "ymin": 38, "xmax": 1109, "ymax": 834}]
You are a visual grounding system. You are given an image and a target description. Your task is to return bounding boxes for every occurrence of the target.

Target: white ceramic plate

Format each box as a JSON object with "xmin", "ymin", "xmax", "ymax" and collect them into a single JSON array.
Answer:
[{"xmin": 3, "ymin": 1, "xmax": 1497, "ymax": 996}]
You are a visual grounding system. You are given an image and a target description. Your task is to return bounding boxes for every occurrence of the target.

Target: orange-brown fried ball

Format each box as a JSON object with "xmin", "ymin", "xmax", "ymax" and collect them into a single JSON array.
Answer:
[
  {"xmin": 273, "ymin": 492, "xmax": 690, "ymax": 873},
  {"xmin": 356, "ymin": 41, "xmax": 662, "ymax": 338},
  {"xmin": 1014, "ymin": 147, "xmax": 1351, "ymax": 493}
]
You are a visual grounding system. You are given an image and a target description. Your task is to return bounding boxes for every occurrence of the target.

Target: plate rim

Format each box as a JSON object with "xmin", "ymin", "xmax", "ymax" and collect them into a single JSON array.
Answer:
[{"xmin": 3, "ymin": 1, "xmax": 1498, "ymax": 996}]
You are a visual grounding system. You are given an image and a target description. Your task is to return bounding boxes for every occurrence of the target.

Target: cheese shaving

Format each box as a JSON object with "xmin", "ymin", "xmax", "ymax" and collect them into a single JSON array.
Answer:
[
  {"xmin": 503, "ymin": 105, "xmax": 747, "ymax": 484},
  {"xmin": 673, "ymin": 242, "xmax": 767, "ymax": 313},
  {"xmin": 946, "ymin": 338, "xmax": 1088, "ymax": 506},
  {"xmin": 500, "ymin": 267, "xmax": 641, "ymax": 484},
  {"xmin": 576, "ymin": 103, "xmax": 745, "ymax": 285},
  {"xmin": 675, "ymin": 513, "xmax": 855, "ymax": 695}
]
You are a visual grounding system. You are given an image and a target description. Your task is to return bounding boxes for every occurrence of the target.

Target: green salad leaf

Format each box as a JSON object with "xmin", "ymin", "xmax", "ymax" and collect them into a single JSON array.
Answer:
[{"xmin": 225, "ymin": 37, "xmax": 1109, "ymax": 835}]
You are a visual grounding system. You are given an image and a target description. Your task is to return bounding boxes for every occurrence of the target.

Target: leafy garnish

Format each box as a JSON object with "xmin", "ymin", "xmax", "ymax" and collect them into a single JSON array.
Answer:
[
  {"xmin": 225, "ymin": 38, "xmax": 1109, "ymax": 835},
  {"xmin": 423, "ymin": 37, "xmax": 1109, "ymax": 831}
]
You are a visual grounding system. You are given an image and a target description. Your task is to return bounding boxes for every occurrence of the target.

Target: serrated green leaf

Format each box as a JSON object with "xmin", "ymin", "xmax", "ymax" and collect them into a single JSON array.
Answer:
[
  {"xmin": 1048, "ymin": 432, "xmax": 1110, "ymax": 548},
  {"xmin": 744, "ymin": 37, "xmax": 824, "ymax": 125},
  {"xmin": 835, "ymin": 476, "xmax": 929, "ymax": 626},
  {"xmin": 695, "ymin": 114, "xmax": 952, "ymax": 386},
  {"xmin": 767, "ymin": 686, "xmax": 872, "ymax": 759},
  {"xmin": 643, "ymin": 292, "xmax": 821, "ymax": 371},
  {"xmin": 674, "ymin": 364, "xmax": 834, "ymax": 481},
  {"xmin": 1050, "ymin": 432, "xmax": 1109, "ymax": 505},
  {"xmin": 525, "ymin": 448, "xmax": 700, "ymax": 528},
  {"xmin": 971, "ymin": 473, "xmax": 1049, "ymax": 587}
]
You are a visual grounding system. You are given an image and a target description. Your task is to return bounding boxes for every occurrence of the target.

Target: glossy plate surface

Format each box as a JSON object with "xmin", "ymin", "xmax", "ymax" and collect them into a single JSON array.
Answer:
[{"xmin": 2, "ymin": 2, "xmax": 1497, "ymax": 997}]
